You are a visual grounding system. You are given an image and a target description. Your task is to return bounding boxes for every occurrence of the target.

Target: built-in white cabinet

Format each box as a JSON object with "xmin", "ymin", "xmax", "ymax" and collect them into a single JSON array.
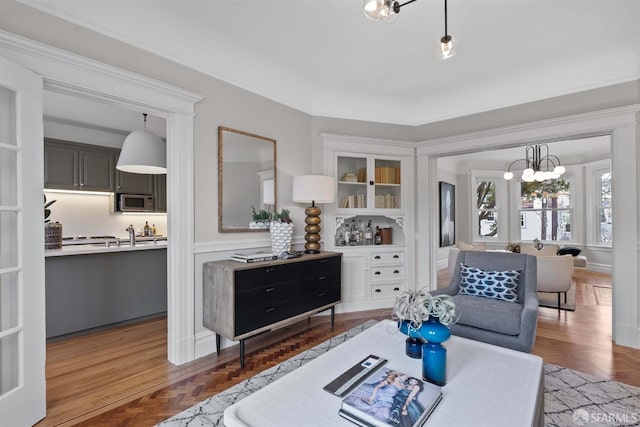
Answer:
[{"xmin": 322, "ymin": 134, "xmax": 415, "ymax": 311}]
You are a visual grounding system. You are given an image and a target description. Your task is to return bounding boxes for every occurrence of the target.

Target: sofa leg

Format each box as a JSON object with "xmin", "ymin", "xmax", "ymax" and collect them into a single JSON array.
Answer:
[
  {"xmin": 557, "ymin": 293, "xmax": 561, "ymax": 312},
  {"xmin": 564, "ymin": 291, "xmax": 567, "ymax": 303}
]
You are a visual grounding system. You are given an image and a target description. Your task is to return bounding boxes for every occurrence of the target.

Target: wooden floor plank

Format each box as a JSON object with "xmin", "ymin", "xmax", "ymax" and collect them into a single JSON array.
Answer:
[{"xmin": 37, "ymin": 270, "xmax": 640, "ymax": 427}]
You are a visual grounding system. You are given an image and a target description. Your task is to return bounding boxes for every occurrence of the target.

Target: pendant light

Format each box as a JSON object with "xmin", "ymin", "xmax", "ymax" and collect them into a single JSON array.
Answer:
[
  {"xmin": 116, "ymin": 113, "xmax": 167, "ymax": 175},
  {"xmin": 438, "ymin": 0, "xmax": 457, "ymax": 60}
]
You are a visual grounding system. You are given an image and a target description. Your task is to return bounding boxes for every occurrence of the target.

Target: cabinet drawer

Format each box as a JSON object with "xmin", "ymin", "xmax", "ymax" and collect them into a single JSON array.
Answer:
[
  {"xmin": 235, "ymin": 298, "xmax": 299, "ymax": 336},
  {"xmin": 299, "ymin": 256, "xmax": 341, "ymax": 276},
  {"xmin": 370, "ymin": 251, "xmax": 404, "ymax": 264},
  {"xmin": 235, "ymin": 263, "xmax": 299, "ymax": 292},
  {"xmin": 300, "ymin": 272, "xmax": 340, "ymax": 296},
  {"xmin": 370, "ymin": 265, "xmax": 404, "ymax": 281},
  {"xmin": 236, "ymin": 280, "xmax": 298, "ymax": 308},
  {"xmin": 299, "ymin": 286, "xmax": 341, "ymax": 313},
  {"xmin": 371, "ymin": 284, "xmax": 404, "ymax": 300}
]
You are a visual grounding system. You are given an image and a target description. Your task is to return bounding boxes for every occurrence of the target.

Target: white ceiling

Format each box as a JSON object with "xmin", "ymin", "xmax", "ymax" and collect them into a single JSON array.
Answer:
[{"xmin": 22, "ymin": 0, "xmax": 640, "ymax": 126}]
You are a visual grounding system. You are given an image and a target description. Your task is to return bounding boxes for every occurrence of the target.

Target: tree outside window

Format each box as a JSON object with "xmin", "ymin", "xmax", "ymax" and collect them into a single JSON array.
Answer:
[
  {"xmin": 520, "ymin": 179, "xmax": 571, "ymax": 241},
  {"xmin": 598, "ymin": 172, "xmax": 612, "ymax": 243},
  {"xmin": 477, "ymin": 180, "xmax": 497, "ymax": 237}
]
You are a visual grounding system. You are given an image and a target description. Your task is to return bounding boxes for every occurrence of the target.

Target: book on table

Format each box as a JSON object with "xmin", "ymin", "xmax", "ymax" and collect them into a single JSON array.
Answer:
[
  {"xmin": 338, "ymin": 362, "xmax": 442, "ymax": 427},
  {"xmin": 231, "ymin": 250, "xmax": 275, "ymax": 259},
  {"xmin": 229, "ymin": 254, "xmax": 276, "ymax": 263}
]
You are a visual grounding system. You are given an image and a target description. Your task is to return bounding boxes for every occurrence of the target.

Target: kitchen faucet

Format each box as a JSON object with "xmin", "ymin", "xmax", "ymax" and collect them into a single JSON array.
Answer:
[{"xmin": 126, "ymin": 225, "xmax": 135, "ymax": 246}]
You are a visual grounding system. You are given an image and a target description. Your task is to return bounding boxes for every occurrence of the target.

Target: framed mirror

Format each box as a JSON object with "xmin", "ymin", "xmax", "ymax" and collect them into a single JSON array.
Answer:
[{"xmin": 218, "ymin": 126, "xmax": 277, "ymax": 232}]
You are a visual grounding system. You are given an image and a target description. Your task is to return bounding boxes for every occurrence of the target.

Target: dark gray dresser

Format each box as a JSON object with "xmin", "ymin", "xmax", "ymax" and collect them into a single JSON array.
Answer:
[{"xmin": 203, "ymin": 251, "xmax": 342, "ymax": 367}]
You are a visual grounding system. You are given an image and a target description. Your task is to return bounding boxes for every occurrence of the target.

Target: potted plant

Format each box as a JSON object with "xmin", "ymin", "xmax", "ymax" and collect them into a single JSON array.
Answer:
[
  {"xmin": 392, "ymin": 287, "xmax": 458, "ymax": 385},
  {"xmin": 270, "ymin": 209, "xmax": 293, "ymax": 256},
  {"xmin": 249, "ymin": 206, "xmax": 271, "ymax": 229},
  {"xmin": 44, "ymin": 194, "xmax": 63, "ymax": 249}
]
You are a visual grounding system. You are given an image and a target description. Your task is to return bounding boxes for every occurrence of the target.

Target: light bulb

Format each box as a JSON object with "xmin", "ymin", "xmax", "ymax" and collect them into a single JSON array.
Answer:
[
  {"xmin": 550, "ymin": 171, "xmax": 560, "ymax": 179},
  {"xmin": 438, "ymin": 35, "xmax": 457, "ymax": 60},
  {"xmin": 523, "ymin": 168, "xmax": 534, "ymax": 177},
  {"xmin": 534, "ymin": 171, "xmax": 545, "ymax": 182},
  {"xmin": 522, "ymin": 174, "xmax": 535, "ymax": 183},
  {"xmin": 503, "ymin": 171, "xmax": 514, "ymax": 180},
  {"xmin": 364, "ymin": 0, "xmax": 384, "ymax": 21},
  {"xmin": 554, "ymin": 165, "xmax": 566, "ymax": 175}
]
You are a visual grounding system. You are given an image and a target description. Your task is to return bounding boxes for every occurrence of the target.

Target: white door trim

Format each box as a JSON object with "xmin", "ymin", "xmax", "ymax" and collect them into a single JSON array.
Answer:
[
  {"xmin": 416, "ymin": 104, "xmax": 640, "ymax": 349},
  {"xmin": 0, "ymin": 30, "xmax": 203, "ymax": 364}
]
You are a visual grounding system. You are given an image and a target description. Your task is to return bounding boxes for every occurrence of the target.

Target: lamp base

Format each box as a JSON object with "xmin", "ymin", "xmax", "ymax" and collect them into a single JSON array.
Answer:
[{"xmin": 304, "ymin": 206, "xmax": 322, "ymax": 254}]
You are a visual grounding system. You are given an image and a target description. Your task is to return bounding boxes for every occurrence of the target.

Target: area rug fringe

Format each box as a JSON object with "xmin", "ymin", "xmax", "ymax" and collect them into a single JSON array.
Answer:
[{"xmin": 157, "ymin": 320, "xmax": 640, "ymax": 427}]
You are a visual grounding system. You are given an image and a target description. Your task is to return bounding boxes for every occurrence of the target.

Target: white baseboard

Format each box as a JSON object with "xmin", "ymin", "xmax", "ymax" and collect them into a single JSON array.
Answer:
[{"xmin": 586, "ymin": 262, "xmax": 611, "ymax": 274}]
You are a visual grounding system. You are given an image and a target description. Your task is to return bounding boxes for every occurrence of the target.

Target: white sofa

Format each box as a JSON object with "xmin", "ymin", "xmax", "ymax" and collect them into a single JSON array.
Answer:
[{"xmin": 520, "ymin": 243, "xmax": 587, "ymax": 268}]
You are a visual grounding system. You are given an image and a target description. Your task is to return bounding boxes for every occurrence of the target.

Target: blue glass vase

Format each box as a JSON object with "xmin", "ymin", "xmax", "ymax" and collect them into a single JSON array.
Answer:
[
  {"xmin": 398, "ymin": 320, "xmax": 423, "ymax": 358},
  {"xmin": 420, "ymin": 316, "xmax": 450, "ymax": 386}
]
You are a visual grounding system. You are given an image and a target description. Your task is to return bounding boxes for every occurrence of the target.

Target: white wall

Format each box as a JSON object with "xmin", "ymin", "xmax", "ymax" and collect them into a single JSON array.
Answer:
[{"xmin": 44, "ymin": 191, "xmax": 167, "ymax": 238}]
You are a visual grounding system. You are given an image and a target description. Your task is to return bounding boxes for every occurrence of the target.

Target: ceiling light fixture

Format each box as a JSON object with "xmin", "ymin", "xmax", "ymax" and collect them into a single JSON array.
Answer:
[
  {"xmin": 438, "ymin": 0, "xmax": 456, "ymax": 60},
  {"xmin": 363, "ymin": 0, "xmax": 457, "ymax": 60},
  {"xmin": 503, "ymin": 144, "xmax": 566, "ymax": 183},
  {"xmin": 116, "ymin": 113, "xmax": 167, "ymax": 175},
  {"xmin": 363, "ymin": 0, "xmax": 416, "ymax": 23}
]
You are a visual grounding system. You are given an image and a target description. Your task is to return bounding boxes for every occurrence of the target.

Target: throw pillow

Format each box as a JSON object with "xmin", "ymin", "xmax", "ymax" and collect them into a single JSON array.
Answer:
[
  {"xmin": 558, "ymin": 247, "xmax": 582, "ymax": 257},
  {"xmin": 459, "ymin": 264, "xmax": 521, "ymax": 303}
]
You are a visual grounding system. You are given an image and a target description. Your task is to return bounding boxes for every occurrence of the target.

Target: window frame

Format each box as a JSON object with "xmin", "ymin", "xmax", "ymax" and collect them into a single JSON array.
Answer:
[
  {"xmin": 470, "ymin": 170, "xmax": 508, "ymax": 243},
  {"xmin": 585, "ymin": 160, "xmax": 612, "ymax": 247},
  {"xmin": 517, "ymin": 178, "xmax": 573, "ymax": 243}
]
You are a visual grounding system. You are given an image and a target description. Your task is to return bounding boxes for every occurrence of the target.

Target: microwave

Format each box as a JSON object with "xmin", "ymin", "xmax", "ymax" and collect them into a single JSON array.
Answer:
[{"xmin": 118, "ymin": 194, "xmax": 154, "ymax": 212}]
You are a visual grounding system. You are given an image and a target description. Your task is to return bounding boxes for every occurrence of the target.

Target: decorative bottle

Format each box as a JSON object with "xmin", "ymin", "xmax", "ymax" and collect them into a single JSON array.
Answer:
[{"xmin": 364, "ymin": 220, "xmax": 374, "ymax": 245}]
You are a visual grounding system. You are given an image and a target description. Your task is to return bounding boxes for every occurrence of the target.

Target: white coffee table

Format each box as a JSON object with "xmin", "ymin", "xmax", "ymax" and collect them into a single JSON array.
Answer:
[{"xmin": 224, "ymin": 319, "xmax": 544, "ymax": 427}]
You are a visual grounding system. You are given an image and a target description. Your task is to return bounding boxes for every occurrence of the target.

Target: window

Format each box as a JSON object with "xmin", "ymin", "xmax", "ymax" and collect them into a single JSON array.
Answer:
[
  {"xmin": 519, "ymin": 179, "xmax": 572, "ymax": 242},
  {"xmin": 597, "ymin": 171, "xmax": 612, "ymax": 243},
  {"xmin": 476, "ymin": 179, "xmax": 498, "ymax": 238}
]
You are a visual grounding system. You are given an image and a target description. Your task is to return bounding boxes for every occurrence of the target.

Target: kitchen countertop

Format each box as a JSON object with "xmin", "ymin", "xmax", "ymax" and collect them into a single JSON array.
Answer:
[{"xmin": 45, "ymin": 238, "xmax": 168, "ymax": 257}]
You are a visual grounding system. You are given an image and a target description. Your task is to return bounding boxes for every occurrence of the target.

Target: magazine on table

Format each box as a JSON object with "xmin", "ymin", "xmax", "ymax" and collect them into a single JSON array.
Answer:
[
  {"xmin": 338, "ymin": 363, "xmax": 442, "ymax": 427},
  {"xmin": 231, "ymin": 250, "xmax": 275, "ymax": 260},
  {"xmin": 229, "ymin": 255, "xmax": 276, "ymax": 263}
]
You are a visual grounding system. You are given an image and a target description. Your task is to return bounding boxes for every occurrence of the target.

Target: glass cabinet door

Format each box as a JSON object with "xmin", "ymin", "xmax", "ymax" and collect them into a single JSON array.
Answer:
[
  {"xmin": 373, "ymin": 158, "xmax": 401, "ymax": 209},
  {"xmin": 337, "ymin": 155, "xmax": 368, "ymax": 209}
]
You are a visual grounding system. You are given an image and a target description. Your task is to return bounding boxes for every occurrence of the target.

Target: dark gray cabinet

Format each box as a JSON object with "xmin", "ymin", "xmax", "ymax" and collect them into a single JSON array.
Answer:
[
  {"xmin": 45, "ymin": 138, "xmax": 116, "ymax": 192},
  {"xmin": 44, "ymin": 138, "xmax": 166, "ymax": 211},
  {"xmin": 203, "ymin": 251, "xmax": 342, "ymax": 367},
  {"xmin": 154, "ymin": 174, "xmax": 167, "ymax": 212},
  {"xmin": 115, "ymin": 169, "xmax": 153, "ymax": 194}
]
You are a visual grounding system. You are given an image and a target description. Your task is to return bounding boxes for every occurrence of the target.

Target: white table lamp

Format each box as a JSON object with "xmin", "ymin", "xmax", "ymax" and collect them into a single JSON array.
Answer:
[{"xmin": 292, "ymin": 175, "xmax": 335, "ymax": 253}]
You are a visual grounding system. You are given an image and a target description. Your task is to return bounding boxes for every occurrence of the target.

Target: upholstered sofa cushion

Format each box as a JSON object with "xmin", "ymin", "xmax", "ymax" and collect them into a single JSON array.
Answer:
[
  {"xmin": 520, "ymin": 243, "xmax": 560, "ymax": 256},
  {"xmin": 458, "ymin": 241, "xmax": 487, "ymax": 251},
  {"xmin": 452, "ymin": 294, "xmax": 522, "ymax": 336},
  {"xmin": 459, "ymin": 264, "xmax": 521, "ymax": 302}
]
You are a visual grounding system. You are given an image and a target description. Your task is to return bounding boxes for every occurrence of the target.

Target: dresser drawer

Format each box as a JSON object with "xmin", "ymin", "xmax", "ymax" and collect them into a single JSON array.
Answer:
[
  {"xmin": 235, "ymin": 298, "xmax": 299, "ymax": 336},
  {"xmin": 236, "ymin": 280, "xmax": 298, "ymax": 308},
  {"xmin": 235, "ymin": 263, "xmax": 299, "ymax": 293},
  {"xmin": 299, "ymin": 255, "xmax": 341, "ymax": 276},
  {"xmin": 371, "ymin": 284, "xmax": 404, "ymax": 300},
  {"xmin": 370, "ymin": 251, "xmax": 404, "ymax": 264},
  {"xmin": 370, "ymin": 265, "xmax": 404, "ymax": 281},
  {"xmin": 300, "ymin": 272, "xmax": 340, "ymax": 296},
  {"xmin": 299, "ymin": 286, "xmax": 341, "ymax": 313}
]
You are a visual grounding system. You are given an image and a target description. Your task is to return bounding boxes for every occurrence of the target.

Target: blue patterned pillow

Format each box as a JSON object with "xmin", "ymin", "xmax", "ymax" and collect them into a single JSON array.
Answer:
[{"xmin": 459, "ymin": 264, "xmax": 521, "ymax": 302}]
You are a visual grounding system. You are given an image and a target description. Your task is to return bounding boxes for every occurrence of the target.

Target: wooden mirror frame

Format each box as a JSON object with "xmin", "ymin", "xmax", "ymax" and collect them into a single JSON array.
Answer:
[{"xmin": 218, "ymin": 126, "xmax": 277, "ymax": 233}]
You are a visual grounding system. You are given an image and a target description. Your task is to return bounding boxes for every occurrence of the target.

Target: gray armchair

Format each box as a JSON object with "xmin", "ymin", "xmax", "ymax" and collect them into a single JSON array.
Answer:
[{"xmin": 433, "ymin": 250, "xmax": 539, "ymax": 352}]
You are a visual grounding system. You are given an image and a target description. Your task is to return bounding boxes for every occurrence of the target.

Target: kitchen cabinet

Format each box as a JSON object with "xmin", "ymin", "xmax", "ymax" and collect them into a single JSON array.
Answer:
[
  {"xmin": 116, "ymin": 168, "xmax": 153, "ymax": 194},
  {"xmin": 153, "ymin": 174, "xmax": 167, "ymax": 212},
  {"xmin": 45, "ymin": 138, "xmax": 116, "ymax": 192},
  {"xmin": 45, "ymin": 247, "xmax": 167, "ymax": 339},
  {"xmin": 203, "ymin": 251, "xmax": 342, "ymax": 368}
]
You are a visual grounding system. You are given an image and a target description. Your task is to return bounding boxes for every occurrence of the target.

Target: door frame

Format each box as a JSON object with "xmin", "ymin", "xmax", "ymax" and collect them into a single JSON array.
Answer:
[
  {"xmin": 416, "ymin": 104, "xmax": 640, "ymax": 349},
  {"xmin": 0, "ymin": 30, "xmax": 203, "ymax": 364}
]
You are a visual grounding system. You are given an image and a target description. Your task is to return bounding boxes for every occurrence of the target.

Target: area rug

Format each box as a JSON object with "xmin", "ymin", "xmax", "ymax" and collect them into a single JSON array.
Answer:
[
  {"xmin": 157, "ymin": 321, "xmax": 640, "ymax": 427},
  {"xmin": 538, "ymin": 283, "xmax": 576, "ymax": 311}
]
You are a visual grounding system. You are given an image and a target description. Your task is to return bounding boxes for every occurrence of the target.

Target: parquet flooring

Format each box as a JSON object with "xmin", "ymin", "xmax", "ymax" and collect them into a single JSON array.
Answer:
[{"xmin": 38, "ymin": 269, "xmax": 640, "ymax": 427}]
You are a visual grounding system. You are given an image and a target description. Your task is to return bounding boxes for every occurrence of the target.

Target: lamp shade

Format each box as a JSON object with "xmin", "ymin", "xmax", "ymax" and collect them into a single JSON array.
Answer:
[
  {"xmin": 116, "ymin": 129, "xmax": 167, "ymax": 174},
  {"xmin": 263, "ymin": 179, "xmax": 275, "ymax": 205},
  {"xmin": 292, "ymin": 175, "xmax": 335, "ymax": 204}
]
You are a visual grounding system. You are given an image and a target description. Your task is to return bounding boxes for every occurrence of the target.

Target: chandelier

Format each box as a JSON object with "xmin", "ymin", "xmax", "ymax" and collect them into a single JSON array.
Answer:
[
  {"xmin": 363, "ymin": 0, "xmax": 457, "ymax": 60},
  {"xmin": 503, "ymin": 144, "xmax": 566, "ymax": 182}
]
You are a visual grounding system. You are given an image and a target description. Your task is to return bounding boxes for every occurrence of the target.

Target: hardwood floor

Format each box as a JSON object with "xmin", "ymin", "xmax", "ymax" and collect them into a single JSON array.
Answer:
[{"xmin": 38, "ymin": 269, "xmax": 639, "ymax": 427}]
